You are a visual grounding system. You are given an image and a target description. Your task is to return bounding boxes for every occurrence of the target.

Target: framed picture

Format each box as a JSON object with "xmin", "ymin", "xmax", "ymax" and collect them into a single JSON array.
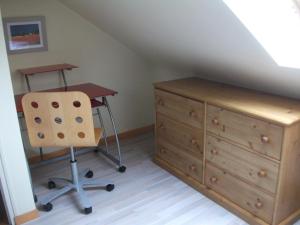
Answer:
[{"xmin": 2, "ymin": 16, "xmax": 48, "ymax": 54}]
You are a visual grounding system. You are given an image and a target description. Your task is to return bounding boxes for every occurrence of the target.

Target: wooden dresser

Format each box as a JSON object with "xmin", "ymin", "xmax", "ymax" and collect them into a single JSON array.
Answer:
[{"xmin": 154, "ymin": 77, "xmax": 300, "ymax": 225}]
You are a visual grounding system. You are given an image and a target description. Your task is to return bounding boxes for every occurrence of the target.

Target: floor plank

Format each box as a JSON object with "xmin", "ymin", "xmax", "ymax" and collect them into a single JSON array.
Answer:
[{"xmin": 26, "ymin": 133, "xmax": 299, "ymax": 225}]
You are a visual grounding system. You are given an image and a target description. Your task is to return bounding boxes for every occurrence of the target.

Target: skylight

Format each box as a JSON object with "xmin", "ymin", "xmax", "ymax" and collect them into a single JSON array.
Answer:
[{"xmin": 223, "ymin": 0, "xmax": 300, "ymax": 69}]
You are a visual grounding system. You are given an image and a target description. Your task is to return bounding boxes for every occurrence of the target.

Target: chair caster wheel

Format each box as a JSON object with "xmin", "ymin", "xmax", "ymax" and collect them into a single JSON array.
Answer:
[
  {"xmin": 94, "ymin": 149, "xmax": 99, "ymax": 153},
  {"xmin": 85, "ymin": 170, "xmax": 94, "ymax": 178},
  {"xmin": 48, "ymin": 181, "xmax": 56, "ymax": 189},
  {"xmin": 43, "ymin": 203, "xmax": 53, "ymax": 212},
  {"xmin": 118, "ymin": 166, "xmax": 126, "ymax": 173},
  {"xmin": 34, "ymin": 194, "xmax": 38, "ymax": 203},
  {"xmin": 84, "ymin": 207, "xmax": 92, "ymax": 214},
  {"xmin": 106, "ymin": 184, "xmax": 115, "ymax": 192}
]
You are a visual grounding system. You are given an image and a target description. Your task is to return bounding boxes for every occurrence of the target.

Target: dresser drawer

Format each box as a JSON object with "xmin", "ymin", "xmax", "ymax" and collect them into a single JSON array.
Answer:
[
  {"xmin": 155, "ymin": 89, "xmax": 204, "ymax": 129},
  {"xmin": 207, "ymin": 105, "xmax": 283, "ymax": 160},
  {"xmin": 206, "ymin": 135, "xmax": 279, "ymax": 194},
  {"xmin": 156, "ymin": 113, "xmax": 203, "ymax": 158},
  {"xmin": 157, "ymin": 141, "xmax": 203, "ymax": 182},
  {"xmin": 205, "ymin": 163, "xmax": 275, "ymax": 223}
]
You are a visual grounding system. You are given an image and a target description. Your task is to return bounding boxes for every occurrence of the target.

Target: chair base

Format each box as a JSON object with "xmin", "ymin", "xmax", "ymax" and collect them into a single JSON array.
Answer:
[{"xmin": 38, "ymin": 166, "xmax": 114, "ymax": 214}]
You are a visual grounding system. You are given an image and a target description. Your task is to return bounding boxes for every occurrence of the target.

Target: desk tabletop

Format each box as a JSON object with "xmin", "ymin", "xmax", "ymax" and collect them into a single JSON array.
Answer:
[
  {"xmin": 18, "ymin": 64, "xmax": 78, "ymax": 76},
  {"xmin": 15, "ymin": 83, "xmax": 117, "ymax": 113}
]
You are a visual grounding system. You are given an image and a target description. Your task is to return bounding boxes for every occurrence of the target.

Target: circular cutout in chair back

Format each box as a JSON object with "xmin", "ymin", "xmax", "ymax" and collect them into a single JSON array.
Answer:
[
  {"xmin": 73, "ymin": 101, "xmax": 81, "ymax": 108},
  {"xmin": 37, "ymin": 132, "xmax": 45, "ymax": 139},
  {"xmin": 57, "ymin": 132, "xmax": 65, "ymax": 139},
  {"xmin": 78, "ymin": 132, "xmax": 85, "ymax": 139},
  {"xmin": 51, "ymin": 102, "xmax": 60, "ymax": 109},
  {"xmin": 75, "ymin": 116, "xmax": 83, "ymax": 123},
  {"xmin": 31, "ymin": 101, "xmax": 39, "ymax": 108},
  {"xmin": 34, "ymin": 117, "xmax": 42, "ymax": 124},
  {"xmin": 54, "ymin": 117, "xmax": 63, "ymax": 124}
]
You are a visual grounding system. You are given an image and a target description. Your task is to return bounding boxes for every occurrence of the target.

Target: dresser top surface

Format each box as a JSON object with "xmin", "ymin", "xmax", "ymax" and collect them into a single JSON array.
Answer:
[{"xmin": 154, "ymin": 77, "xmax": 300, "ymax": 126}]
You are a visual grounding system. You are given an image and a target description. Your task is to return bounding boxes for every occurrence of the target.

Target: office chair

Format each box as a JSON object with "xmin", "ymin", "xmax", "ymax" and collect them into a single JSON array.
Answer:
[{"xmin": 22, "ymin": 91, "xmax": 115, "ymax": 214}]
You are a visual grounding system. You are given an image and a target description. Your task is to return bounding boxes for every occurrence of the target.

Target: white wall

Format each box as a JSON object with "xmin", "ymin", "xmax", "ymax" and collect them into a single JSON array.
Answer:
[
  {"xmin": 61, "ymin": 0, "xmax": 300, "ymax": 99},
  {"xmin": 151, "ymin": 64, "xmax": 194, "ymax": 83},
  {"xmin": 0, "ymin": 8, "xmax": 36, "ymax": 218},
  {"xmin": 0, "ymin": 0, "xmax": 154, "ymax": 155}
]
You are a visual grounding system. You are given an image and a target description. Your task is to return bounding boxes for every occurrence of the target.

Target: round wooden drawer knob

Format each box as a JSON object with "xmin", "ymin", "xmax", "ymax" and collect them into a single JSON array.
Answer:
[
  {"xmin": 210, "ymin": 149, "xmax": 218, "ymax": 155},
  {"xmin": 157, "ymin": 99, "xmax": 164, "ymax": 106},
  {"xmin": 255, "ymin": 201, "xmax": 263, "ymax": 209},
  {"xmin": 189, "ymin": 110, "xmax": 196, "ymax": 117},
  {"xmin": 189, "ymin": 165, "xmax": 197, "ymax": 172},
  {"xmin": 257, "ymin": 170, "xmax": 267, "ymax": 177},
  {"xmin": 159, "ymin": 123, "xmax": 165, "ymax": 129},
  {"xmin": 210, "ymin": 176, "xmax": 218, "ymax": 183},
  {"xmin": 160, "ymin": 148, "xmax": 166, "ymax": 154},
  {"xmin": 261, "ymin": 135, "xmax": 269, "ymax": 143},
  {"xmin": 212, "ymin": 118, "xmax": 219, "ymax": 125},
  {"xmin": 191, "ymin": 139, "xmax": 197, "ymax": 145}
]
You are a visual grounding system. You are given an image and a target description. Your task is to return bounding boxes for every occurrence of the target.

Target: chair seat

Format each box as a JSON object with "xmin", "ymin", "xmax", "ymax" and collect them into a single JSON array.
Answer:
[
  {"xmin": 91, "ymin": 99, "xmax": 104, "ymax": 108},
  {"xmin": 94, "ymin": 128, "xmax": 103, "ymax": 145}
]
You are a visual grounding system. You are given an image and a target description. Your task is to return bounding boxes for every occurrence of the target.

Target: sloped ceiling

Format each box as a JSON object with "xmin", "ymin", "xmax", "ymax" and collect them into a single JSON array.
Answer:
[
  {"xmin": 60, "ymin": 0, "xmax": 300, "ymax": 98},
  {"xmin": 60, "ymin": 0, "xmax": 271, "ymax": 68}
]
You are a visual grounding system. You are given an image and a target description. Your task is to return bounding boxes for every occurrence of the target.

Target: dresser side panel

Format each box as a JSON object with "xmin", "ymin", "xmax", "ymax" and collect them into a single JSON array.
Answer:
[{"xmin": 273, "ymin": 123, "xmax": 300, "ymax": 224}]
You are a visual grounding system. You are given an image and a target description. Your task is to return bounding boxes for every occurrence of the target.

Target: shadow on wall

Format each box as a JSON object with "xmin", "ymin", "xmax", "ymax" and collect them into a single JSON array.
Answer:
[{"xmin": 193, "ymin": 61, "xmax": 300, "ymax": 100}]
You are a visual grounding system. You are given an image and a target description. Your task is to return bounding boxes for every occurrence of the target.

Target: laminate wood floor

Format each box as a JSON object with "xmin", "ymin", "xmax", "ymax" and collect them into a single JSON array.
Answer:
[{"xmin": 27, "ymin": 133, "xmax": 300, "ymax": 225}]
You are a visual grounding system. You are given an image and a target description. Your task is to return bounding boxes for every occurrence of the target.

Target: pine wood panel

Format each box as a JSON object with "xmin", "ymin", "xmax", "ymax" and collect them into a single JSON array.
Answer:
[
  {"xmin": 157, "ymin": 140, "xmax": 203, "ymax": 183},
  {"xmin": 154, "ymin": 77, "xmax": 300, "ymax": 126},
  {"xmin": 156, "ymin": 113, "xmax": 203, "ymax": 158},
  {"xmin": 155, "ymin": 157, "xmax": 269, "ymax": 225},
  {"xmin": 207, "ymin": 104, "xmax": 283, "ymax": 160},
  {"xmin": 205, "ymin": 163, "xmax": 275, "ymax": 224},
  {"xmin": 273, "ymin": 123, "xmax": 300, "ymax": 224},
  {"xmin": 155, "ymin": 89, "xmax": 204, "ymax": 129},
  {"xmin": 206, "ymin": 135, "xmax": 279, "ymax": 194}
]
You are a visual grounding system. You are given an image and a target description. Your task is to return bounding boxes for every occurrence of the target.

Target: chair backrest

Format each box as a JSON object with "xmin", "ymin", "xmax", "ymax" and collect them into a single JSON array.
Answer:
[{"xmin": 22, "ymin": 91, "xmax": 96, "ymax": 148}]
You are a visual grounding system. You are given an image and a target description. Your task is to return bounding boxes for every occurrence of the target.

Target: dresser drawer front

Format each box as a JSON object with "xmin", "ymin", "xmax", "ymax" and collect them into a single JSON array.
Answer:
[
  {"xmin": 205, "ymin": 163, "xmax": 274, "ymax": 223},
  {"xmin": 155, "ymin": 89, "xmax": 204, "ymax": 129},
  {"xmin": 206, "ymin": 135, "xmax": 279, "ymax": 194},
  {"xmin": 207, "ymin": 105, "xmax": 283, "ymax": 160},
  {"xmin": 157, "ymin": 141, "xmax": 203, "ymax": 182},
  {"xmin": 156, "ymin": 114, "xmax": 203, "ymax": 158}
]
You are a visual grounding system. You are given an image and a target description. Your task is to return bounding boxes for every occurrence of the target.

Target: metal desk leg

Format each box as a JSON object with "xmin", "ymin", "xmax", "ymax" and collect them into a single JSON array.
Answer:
[
  {"xmin": 39, "ymin": 147, "xmax": 44, "ymax": 161},
  {"xmin": 96, "ymin": 97, "xmax": 126, "ymax": 173},
  {"xmin": 60, "ymin": 70, "xmax": 68, "ymax": 88},
  {"xmin": 25, "ymin": 74, "xmax": 32, "ymax": 92},
  {"xmin": 96, "ymin": 108, "xmax": 109, "ymax": 153}
]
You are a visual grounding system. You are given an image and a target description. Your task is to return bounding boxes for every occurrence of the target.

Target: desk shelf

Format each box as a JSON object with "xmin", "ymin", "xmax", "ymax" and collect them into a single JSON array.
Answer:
[{"xmin": 18, "ymin": 64, "xmax": 78, "ymax": 76}]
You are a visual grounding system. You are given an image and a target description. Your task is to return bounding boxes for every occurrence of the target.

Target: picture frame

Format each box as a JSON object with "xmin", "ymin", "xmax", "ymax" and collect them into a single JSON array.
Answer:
[{"xmin": 2, "ymin": 16, "xmax": 48, "ymax": 54}]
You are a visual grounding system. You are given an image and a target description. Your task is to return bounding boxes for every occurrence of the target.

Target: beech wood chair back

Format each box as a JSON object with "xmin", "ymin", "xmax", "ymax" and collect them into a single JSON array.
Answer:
[{"xmin": 22, "ymin": 91, "xmax": 97, "ymax": 147}]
